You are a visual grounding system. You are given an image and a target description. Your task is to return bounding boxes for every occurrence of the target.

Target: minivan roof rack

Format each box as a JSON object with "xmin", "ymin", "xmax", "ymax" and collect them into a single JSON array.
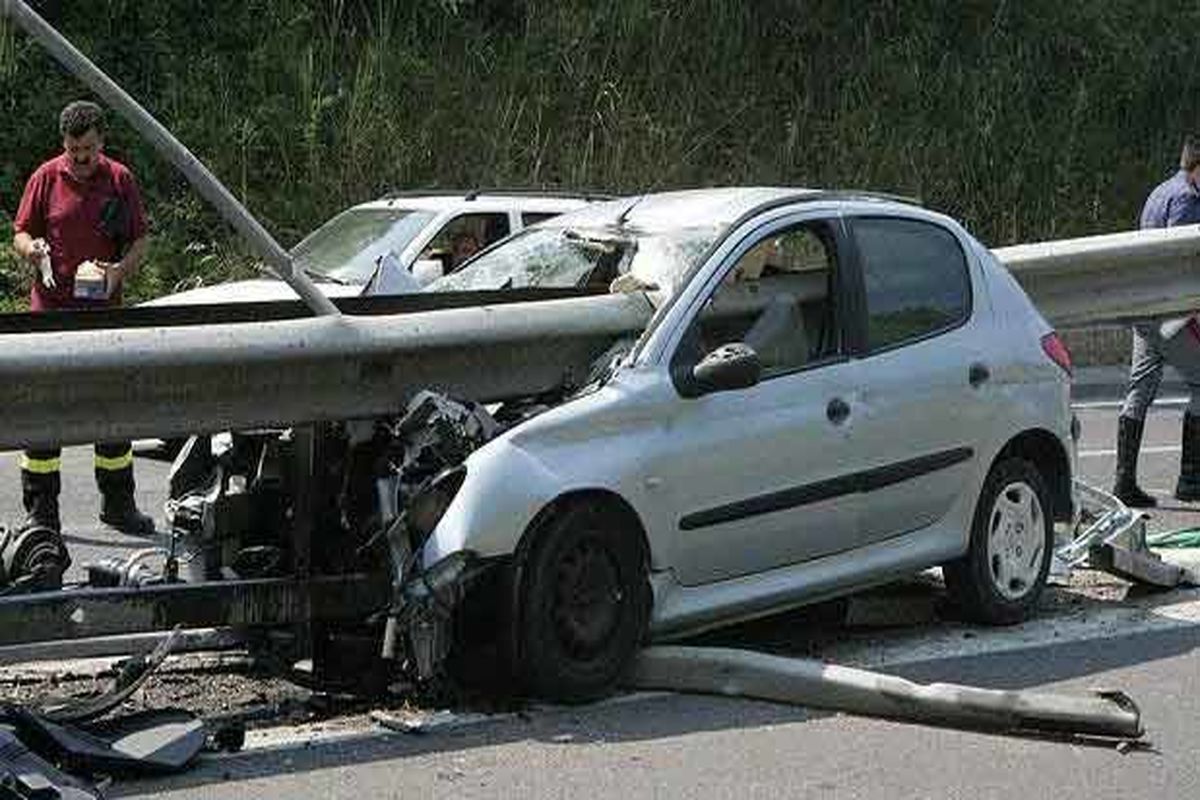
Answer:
[
  {"xmin": 462, "ymin": 187, "xmax": 616, "ymax": 202},
  {"xmin": 379, "ymin": 187, "xmax": 617, "ymax": 202}
]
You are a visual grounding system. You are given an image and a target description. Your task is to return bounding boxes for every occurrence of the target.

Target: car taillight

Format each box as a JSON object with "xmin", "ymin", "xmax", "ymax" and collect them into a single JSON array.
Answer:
[{"xmin": 1041, "ymin": 332, "xmax": 1073, "ymax": 376}]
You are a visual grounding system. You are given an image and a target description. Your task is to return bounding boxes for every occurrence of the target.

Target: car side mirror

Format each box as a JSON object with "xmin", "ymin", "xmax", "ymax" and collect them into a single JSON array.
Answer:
[
  {"xmin": 692, "ymin": 342, "xmax": 762, "ymax": 395},
  {"xmin": 412, "ymin": 258, "xmax": 445, "ymax": 286}
]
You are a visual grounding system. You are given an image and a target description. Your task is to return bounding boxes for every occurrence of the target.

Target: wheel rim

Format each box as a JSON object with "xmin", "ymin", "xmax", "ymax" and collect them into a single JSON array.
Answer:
[
  {"xmin": 985, "ymin": 480, "xmax": 1046, "ymax": 601},
  {"xmin": 551, "ymin": 536, "xmax": 624, "ymax": 660}
]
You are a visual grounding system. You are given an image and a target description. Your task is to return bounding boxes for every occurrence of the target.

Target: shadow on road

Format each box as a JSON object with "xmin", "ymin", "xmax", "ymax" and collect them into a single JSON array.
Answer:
[{"xmin": 109, "ymin": 622, "xmax": 1196, "ymax": 798}]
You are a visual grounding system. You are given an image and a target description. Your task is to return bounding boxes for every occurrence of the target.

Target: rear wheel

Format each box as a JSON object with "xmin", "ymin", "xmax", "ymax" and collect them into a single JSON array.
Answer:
[
  {"xmin": 516, "ymin": 502, "xmax": 650, "ymax": 703},
  {"xmin": 945, "ymin": 458, "xmax": 1053, "ymax": 624}
]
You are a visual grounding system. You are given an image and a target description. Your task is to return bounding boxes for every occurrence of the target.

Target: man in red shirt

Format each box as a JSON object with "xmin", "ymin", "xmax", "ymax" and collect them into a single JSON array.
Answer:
[{"xmin": 11, "ymin": 100, "xmax": 155, "ymax": 536}]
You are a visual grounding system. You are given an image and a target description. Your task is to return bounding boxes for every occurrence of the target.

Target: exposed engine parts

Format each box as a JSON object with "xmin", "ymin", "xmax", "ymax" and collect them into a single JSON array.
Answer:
[{"xmin": 0, "ymin": 524, "xmax": 70, "ymax": 593}]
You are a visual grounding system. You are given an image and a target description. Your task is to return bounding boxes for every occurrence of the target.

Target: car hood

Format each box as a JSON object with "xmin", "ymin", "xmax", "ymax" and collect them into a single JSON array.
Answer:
[{"xmin": 142, "ymin": 278, "xmax": 363, "ymax": 307}]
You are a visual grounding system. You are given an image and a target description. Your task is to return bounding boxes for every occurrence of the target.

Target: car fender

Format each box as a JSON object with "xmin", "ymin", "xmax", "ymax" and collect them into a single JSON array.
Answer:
[
  {"xmin": 420, "ymin": 437, "xmax": 567, "ymax": 567},
  {"xmin": 420, "ymin": 374, "xmax": 667, "ymax": 569}
]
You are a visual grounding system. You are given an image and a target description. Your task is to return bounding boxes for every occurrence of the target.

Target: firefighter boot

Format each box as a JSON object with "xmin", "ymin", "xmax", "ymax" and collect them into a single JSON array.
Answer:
[
  {"xmin": 1175, "ymin": 412, "xmax": 1200, "ymax": 502},
  {"xmin": 20, "ymin": 468, "xmax": 61, "ymax": 533},
  {"xmin": 96, "ymin": 463, "xmax": 156, "ymax": 536},
  {"xmin": 1112, "ymin": 415, "xmax": 1157, "ymax": 508}
]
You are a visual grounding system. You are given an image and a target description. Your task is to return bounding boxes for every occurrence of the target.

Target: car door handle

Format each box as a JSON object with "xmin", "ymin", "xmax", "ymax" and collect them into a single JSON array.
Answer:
[
  {"xmin": 826, "ymin": 397, "xmax": 850, "ymax": 425},
  {"xmin": 969, "ymin": 362, "xmax": 990, "ymax": 388}
]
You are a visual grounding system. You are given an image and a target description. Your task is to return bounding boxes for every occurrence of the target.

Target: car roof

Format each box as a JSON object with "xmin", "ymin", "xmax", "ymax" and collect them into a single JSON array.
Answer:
[
  {"xmin": 353, "ymin": 191, "xmax": 600, "ymax": 214},
  {"xmin": 539, "ymin": 187, "xmax": 924, "ymax": 233}
]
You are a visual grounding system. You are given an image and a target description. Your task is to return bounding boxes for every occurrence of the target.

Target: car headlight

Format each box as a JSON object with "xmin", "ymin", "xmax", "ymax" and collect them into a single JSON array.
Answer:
[{"xmin": 407, "ymin": 465, "xmax": 467, "ymax": 544}]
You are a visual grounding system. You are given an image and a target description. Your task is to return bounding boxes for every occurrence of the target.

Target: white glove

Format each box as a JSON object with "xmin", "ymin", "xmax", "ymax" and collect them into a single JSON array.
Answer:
[{"xmin": 30, "ymin": 239, "xmax": 55, "ymax": 289}]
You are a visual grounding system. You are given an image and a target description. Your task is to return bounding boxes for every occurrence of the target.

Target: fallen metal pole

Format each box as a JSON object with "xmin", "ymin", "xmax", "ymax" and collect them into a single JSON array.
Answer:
[
  {"xmin": 0, "ymin": 574, "xmax": 387, "ymax": 646},
  {"xmin": 0, "ymin": 0, "xmax": 338, "ymax": 317},
  {"xmin": 629, "ymin": 646, "xmax": 1143, "ymax": 739},
  {"xmin": 0, "ymin": 628, "xmax": 244, "ymax": 666}
]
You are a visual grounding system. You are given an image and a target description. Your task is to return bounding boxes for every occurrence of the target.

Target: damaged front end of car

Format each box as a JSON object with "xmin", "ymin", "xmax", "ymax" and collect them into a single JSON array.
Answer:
[{"xmin": 159, "ymin": 388, "xmax": 557, "ymax": 690}]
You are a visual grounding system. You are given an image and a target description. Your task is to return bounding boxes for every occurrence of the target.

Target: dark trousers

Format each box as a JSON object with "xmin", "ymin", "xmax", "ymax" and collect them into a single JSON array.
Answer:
[{"xmin": 22, "ymin": 441, "xmax": 136, "ymax": 501}]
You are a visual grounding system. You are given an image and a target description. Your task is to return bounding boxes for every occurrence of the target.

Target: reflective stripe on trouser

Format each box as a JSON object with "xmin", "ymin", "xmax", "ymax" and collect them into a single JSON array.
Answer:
[
  {"xmin": 21, "ymin": 448, "xmax": 62, "ymax": 475},
  {"xmin": 94, "ymin": 441, "xmax": 136, "ymax": 498},
  {"xmin": 20, "ymin": 448, "xmax": 62, "ymax": 527},
  {"xmin": 1121, "ymin": 322, "xmax": 1200, "ymax": 420}
]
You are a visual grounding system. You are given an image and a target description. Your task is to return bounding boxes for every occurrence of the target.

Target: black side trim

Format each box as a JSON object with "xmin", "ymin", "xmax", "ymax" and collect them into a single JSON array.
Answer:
[{"xmin": 678, "ymin": 446, "xmax": 974, "ymax": 531}]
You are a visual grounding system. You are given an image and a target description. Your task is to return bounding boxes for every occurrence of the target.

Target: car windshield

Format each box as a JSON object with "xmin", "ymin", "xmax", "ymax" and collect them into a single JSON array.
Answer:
[
  {"xmin": 291, "ymin": 207, "xmax": 437, "ymax": 285},
  {"xmin": 427, "ymin": 224, "xmax": 722, "ymax": 298}
]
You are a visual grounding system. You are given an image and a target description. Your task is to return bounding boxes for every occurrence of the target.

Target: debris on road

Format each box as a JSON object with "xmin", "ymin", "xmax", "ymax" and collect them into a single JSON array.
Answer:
[
  {"xmin": 38, "ymin": 628, "xmax": 181, "ymax": 724},
  {"xmin": 0, "ymin": 724, "xmax": 101, "ymax": 799},
  {"xmin": 629, "ymin": 645, "xmax": 1144, "ymax": 741},
  {"xmin": 1060, "ymin": 481, "xmax": 1196, "ymax": 589}
]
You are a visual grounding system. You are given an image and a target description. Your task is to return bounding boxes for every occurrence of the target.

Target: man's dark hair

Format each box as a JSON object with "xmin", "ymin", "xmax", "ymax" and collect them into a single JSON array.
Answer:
[
  {"xmin": 59, "ymin": 100, "xmax": 105, "ymax": 138},
  {"xmin": 1181, "ymin": 136, "xmax": 1200, "ymax": 171}
]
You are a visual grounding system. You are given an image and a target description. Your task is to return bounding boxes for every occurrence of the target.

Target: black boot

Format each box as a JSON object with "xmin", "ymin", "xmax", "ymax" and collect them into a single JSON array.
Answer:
[
  {"xmin": 20, "ymin": 469, "xmax": 61, "ymax": 533},
  {"xmin": 96, "ymin": 464, "xmax": 156, "ymax": 536},
  {"xmin": 1113, "ymin": 415, "xmax": 1157, "ymax": 508},
  {"xmin": 1175, "ymin": 412, "xmax": 1200, "ymax": 501}
]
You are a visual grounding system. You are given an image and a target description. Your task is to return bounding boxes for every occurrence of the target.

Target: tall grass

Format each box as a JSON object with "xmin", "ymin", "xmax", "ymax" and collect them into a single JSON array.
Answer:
[{"xmin": 1, "ymin": 0, "xmax": 1198, "ymax": 309}]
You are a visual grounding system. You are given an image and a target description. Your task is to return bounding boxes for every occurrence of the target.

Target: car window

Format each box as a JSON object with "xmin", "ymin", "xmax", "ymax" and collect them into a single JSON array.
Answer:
[
  {"xmin": 428, "ymin": 224, "xmax": 720, "ymax": 295},
  {"xmin": 428, "ymin": 227, "xmax": 628, "ymax": 291},
  {"xmin": 853, "ymin": 217, "xmax": 970, "ymax": 352},
  {"xmin": 291, "ymin": 208, "xmax": 437, "ymax": 285},
  {"xmin": 521, "ymin": 212, "xmax": 561, "ymax": 227},
  {"xmin": 684, "ymin": 221, "xmax": 842, "ymax": 378},
  {"xmin": 420, "ymin": 213, "xmax": 512, "ymax": 275}
]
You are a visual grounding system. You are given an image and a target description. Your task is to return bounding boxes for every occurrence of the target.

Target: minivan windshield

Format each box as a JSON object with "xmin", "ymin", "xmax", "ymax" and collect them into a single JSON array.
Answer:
[
  {"xmin": 428, "ymin": 224, "xmax": 723, "ymax": 298},
  {"xmin": 291, "ymin": 207, "xmax": 436, "ymax": 284}
]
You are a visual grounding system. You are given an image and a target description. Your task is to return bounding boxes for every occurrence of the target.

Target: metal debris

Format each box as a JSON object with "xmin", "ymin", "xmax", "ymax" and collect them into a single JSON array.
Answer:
[
  {"xmin": 39, "ymin": 627, "xmax": 182, "ymax": 724},
  {"xmin": 1059, "ymin": 481, "xmax": 1188, "ymax": 589},
  {"xmin": 629, "ymin": 645, "xmax": 1144, "ymax": 740}
]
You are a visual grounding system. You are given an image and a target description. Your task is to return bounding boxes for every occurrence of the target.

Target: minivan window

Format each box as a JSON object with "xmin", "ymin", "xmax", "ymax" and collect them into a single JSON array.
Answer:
[
  {"xmin": 292, "ymin": 208, "xmax": 437, "ymax": 284},
  {"xmin": 854, "ymin": 217, "xmax": 970, "ymax": 351},
  {"xmin": 522, "ymin": 212, "xmax": 560, "ymax": 227}
]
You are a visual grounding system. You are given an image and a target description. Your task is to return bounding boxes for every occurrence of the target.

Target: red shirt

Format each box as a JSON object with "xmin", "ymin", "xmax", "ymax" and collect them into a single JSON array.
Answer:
[{"xmin": 14, "ymin": 153, "xmax": 148, "ymax": 311}]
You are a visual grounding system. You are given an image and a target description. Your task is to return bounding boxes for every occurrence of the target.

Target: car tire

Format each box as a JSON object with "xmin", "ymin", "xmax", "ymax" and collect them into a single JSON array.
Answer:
[
  {"xmin": 944, "ymin": 457, "xmax": 1053, "ymax": 625},
  {"xmin": 516, "ymin": 502, "xmax": 650, "ymax": 703}
]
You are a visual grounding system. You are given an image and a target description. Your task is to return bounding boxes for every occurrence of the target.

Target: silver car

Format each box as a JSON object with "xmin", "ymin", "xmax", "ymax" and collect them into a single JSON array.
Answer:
[{"xmin": 411, "ymin": 187, "xmax": 1076, "ymax": 700}]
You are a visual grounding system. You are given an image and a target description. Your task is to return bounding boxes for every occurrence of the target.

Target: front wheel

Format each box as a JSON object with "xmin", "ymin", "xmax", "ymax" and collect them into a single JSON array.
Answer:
[
  {"xmin": 945, "ymin": 458, "xmax": 1053, "ymax": 624},
  {"xmin": 516, "ymin": 503, "xmax": 651, "ymax": 703}
]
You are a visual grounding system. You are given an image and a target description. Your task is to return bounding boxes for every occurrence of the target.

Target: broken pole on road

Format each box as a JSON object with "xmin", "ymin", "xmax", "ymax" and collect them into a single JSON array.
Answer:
[{"xmin": 629, "ymin": 645, "xmax": 1144, "ymax": 740}]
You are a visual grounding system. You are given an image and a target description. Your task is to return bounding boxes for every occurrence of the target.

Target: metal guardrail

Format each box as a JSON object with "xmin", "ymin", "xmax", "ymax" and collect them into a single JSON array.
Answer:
[
  {"xmin": 0, "ymin": 293, "xmax": 653, "ymax": 449},
  {"xmin": 995, "ymin": 224, "xmax": 1200, "ymax": 327}
]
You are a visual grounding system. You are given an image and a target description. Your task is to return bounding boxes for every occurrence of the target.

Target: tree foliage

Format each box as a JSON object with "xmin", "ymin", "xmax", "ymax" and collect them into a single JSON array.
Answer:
[{"xmin": 1, "ymin": 0, "xmax": 1196, "ymax": 309}]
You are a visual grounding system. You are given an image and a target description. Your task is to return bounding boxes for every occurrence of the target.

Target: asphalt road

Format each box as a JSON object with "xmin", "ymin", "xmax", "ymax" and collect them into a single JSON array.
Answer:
[
  {"xmin": 0, "ymin": 394, "xmax": 1197, "ymax": 799},
  {"xmin": 121, "ymin": 626, "xmax": 1199, "ymax": 800}
]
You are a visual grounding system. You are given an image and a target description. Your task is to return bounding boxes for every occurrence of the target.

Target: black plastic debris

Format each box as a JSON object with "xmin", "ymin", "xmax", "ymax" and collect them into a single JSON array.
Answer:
[
  {"xmin": 39, "ymin": 627, "xmax": 180, "ymax": 724},
  {"xmin": 0, "ymin": 726, "xmax": 100, "ymax": 799},
  {"xmin": 3, "ymin": 706, "xmax": 205, "ymax": 777}
]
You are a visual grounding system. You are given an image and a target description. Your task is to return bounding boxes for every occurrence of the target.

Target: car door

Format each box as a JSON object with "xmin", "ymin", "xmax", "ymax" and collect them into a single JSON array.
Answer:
[
  {"xmin": 842, "ymin": 214, "xmax": 989, "ymax": 544},
  {"xmin": 644, "ymin": 214, "xmax": 866, "ymax": 586}
]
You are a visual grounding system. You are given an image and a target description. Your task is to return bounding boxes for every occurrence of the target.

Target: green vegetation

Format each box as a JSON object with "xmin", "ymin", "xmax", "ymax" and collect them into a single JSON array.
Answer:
[{"xmin": 1, "ymin": 0, "xmax": 1197, "ymax": 310}]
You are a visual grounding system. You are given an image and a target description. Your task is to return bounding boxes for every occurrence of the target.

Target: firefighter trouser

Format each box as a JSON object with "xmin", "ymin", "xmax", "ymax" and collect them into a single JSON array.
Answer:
[{"xmin": 21, "ymin": 441, "xmax": 137, "ymax": 511}]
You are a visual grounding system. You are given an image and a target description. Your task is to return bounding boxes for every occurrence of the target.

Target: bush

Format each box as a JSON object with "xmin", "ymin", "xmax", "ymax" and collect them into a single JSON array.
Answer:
[{"xmin": 1, "ymin": 1, "xmax": 1197, "ymax": 308}]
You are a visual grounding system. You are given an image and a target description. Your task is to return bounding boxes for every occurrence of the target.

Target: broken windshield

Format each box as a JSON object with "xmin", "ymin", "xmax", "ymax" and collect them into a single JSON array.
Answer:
[
  {"xmin": 291, "ymin": 207, "xmax": 437, "ymax": 285},
  {"xmin": 428, "ymin": 224, "xmax": 723, "ymax": 297}
]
